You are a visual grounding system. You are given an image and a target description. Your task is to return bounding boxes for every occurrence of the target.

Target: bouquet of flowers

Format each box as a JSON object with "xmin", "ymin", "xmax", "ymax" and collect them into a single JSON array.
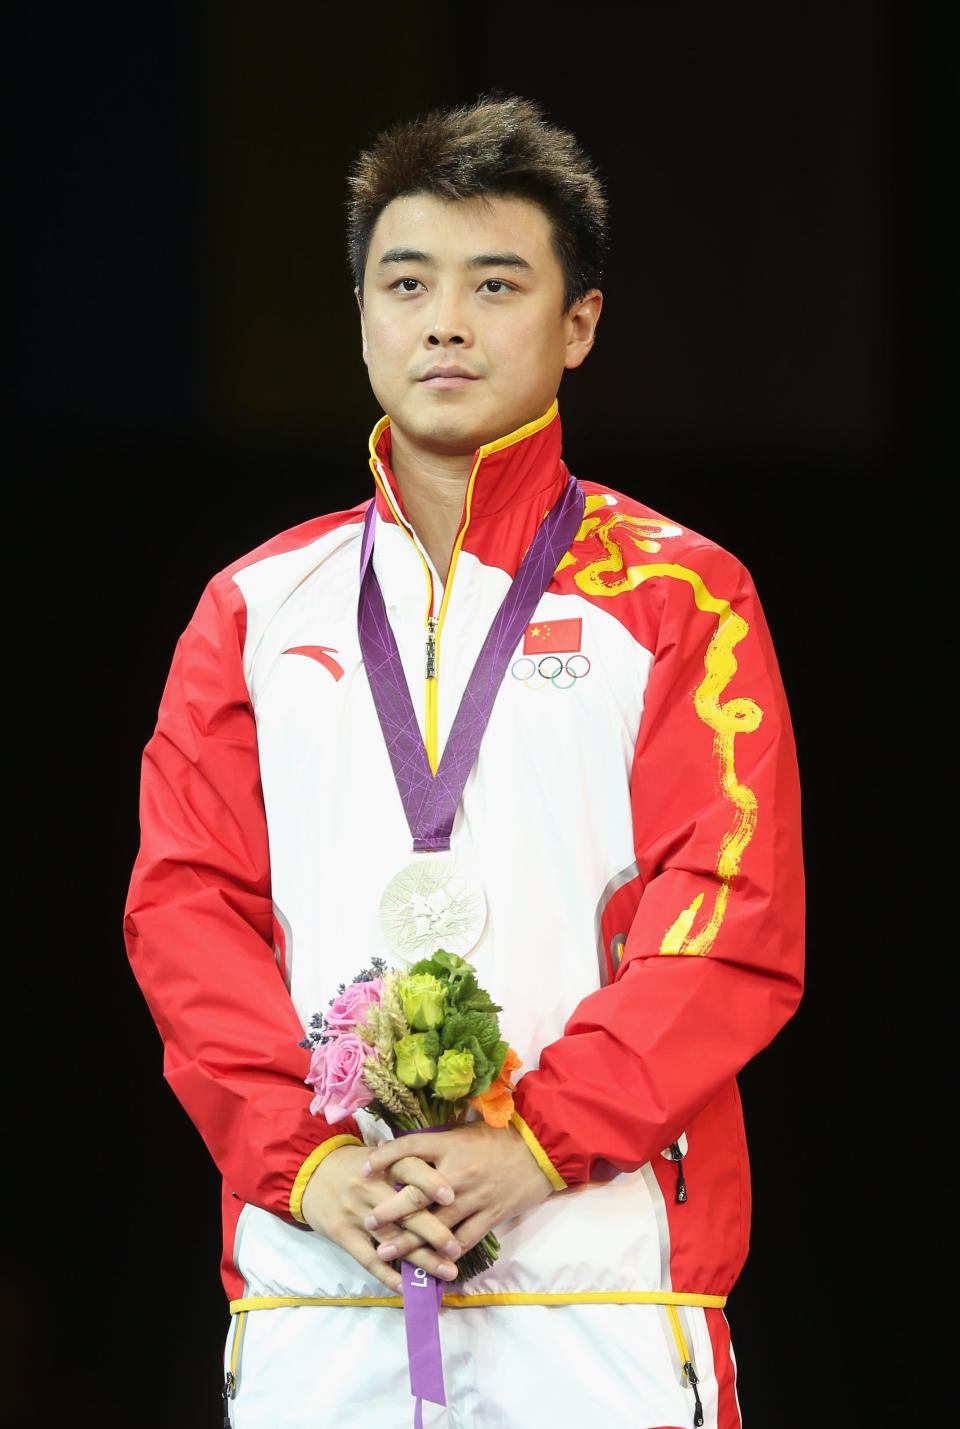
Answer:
[{"xmin": 301, "ymin": 951, "xmax": 520, "ymax": 1281}]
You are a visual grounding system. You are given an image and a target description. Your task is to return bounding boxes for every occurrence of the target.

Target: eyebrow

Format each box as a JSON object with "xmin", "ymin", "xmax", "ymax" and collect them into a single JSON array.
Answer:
[
  {"xmin": 468, "ymin": 252, "xmax": 531, "ymax": 271},
  {"xmin": 378, "ymin": 248, "xmax": 431, "ymax": 267},
  {"xmin": 377, "ymin": 248, "xmax": 532, "ymax": 271}
]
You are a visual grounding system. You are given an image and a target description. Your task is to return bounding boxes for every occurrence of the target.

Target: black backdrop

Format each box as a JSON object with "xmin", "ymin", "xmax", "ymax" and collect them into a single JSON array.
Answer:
[{"xmin": 8, "ymin": 3, "xmax": 952, "ymax": 1425}]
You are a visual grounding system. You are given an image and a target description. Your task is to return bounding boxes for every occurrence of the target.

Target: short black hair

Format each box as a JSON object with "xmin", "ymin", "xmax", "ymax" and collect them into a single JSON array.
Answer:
[{"xmin": 347, "ymin": 94, "xmax": 607, "ymax": 309}]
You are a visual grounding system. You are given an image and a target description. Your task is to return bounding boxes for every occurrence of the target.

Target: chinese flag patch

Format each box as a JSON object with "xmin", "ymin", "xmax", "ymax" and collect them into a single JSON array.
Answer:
[{"xmin": 523, "ymin": 618, "xmax": 582, "ymax": 654}]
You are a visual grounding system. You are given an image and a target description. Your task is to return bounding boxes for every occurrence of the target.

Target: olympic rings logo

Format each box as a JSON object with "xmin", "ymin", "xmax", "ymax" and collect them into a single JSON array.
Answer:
[{"xmin": 510, "ymin": 654, "xmax": 592, "ymax": 690}]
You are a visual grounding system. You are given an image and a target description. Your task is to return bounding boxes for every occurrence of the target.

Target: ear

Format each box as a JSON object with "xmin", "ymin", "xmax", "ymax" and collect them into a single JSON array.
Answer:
[
  {"xmin": 355, "ymin": 286, "xmax": 368, "ymax": 366},
  {"xmin": 563, "ymin": 289, "xmax": 603, "ymax": 371}
]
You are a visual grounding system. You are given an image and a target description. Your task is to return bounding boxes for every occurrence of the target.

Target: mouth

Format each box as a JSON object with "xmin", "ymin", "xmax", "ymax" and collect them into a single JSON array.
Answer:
[{"xmin": 417, "ymin": 365, "xmax": 479, "ymax": 390}]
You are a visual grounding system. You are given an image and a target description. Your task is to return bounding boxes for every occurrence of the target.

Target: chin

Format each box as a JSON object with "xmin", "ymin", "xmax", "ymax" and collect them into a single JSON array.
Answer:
[
  {"xmin": 414, "ymin": 418, "xmax": 493, "ymax": 457},
  {"xmin": 426, "ymin": 407, "xmax": 541, "ymax": 454}
]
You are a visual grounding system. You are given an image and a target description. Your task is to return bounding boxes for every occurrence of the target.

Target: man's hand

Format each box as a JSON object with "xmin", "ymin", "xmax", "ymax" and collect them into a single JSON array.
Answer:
[
  {"xmin": 362, "ymin": 1121, "xmax": 553, "ymax": 1267},
  {"xmin": 299, "ymin": 1144, "xmax": 464, "ymax": 1292}
]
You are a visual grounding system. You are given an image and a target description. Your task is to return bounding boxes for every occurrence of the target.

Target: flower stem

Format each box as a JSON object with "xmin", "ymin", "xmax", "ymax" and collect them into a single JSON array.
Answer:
[{"xmin": 454, "ymin": 1230, "xmax": 500, "ymax": 1283}]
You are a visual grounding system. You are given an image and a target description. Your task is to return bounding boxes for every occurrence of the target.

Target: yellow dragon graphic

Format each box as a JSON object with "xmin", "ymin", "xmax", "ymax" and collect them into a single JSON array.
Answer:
[{"xmin": 560, "ymin": 495, "xmax": 763, "ymax": 956}]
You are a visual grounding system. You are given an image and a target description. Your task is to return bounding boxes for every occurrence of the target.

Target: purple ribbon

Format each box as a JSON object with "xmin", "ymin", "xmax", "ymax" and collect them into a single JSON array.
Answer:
[
  {"xmin": 401, "ymin": 1260, "xmax": 446, "ymax": 1423},
  {"xmin": 395, "ymin": 1127, "xmax": 450, "ymax": 1426},
  {"xmin": 358, "ymin": 472, "xmax": 585, "ymax": 851},
  {"xmin": 363, "ymin": 479, "xmax": 584, "ymax": 1425}
]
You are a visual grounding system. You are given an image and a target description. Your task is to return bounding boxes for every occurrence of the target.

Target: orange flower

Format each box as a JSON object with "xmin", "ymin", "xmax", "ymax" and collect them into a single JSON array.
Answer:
[{"xmin": 468, "ymin": 1048, "xmax": 522, "ymax": 1129}]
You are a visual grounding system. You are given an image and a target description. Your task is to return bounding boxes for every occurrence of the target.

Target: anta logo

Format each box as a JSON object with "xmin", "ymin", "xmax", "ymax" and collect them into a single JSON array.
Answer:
[{"xmin": 284, "ymin": 645, "xmax": 344, "ymax": 682}]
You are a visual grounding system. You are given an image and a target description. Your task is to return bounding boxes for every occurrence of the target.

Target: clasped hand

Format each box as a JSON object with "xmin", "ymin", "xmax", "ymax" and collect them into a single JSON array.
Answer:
[{"xmin": 300, "ymin": 1122, "xmax": 552, "ymax": 1292}]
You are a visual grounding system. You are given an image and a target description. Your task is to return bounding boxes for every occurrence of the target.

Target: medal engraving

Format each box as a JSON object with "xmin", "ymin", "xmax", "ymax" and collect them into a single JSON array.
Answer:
[{"xmin": 379, "ymin": 856, "xmax": 487, "ymax": 962}]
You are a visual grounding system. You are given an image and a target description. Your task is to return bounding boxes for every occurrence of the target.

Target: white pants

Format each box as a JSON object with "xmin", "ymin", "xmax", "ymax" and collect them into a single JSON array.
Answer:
[{"xmin": 223, "ymin": 1301, "xmax": 741, "ymax": 1428}]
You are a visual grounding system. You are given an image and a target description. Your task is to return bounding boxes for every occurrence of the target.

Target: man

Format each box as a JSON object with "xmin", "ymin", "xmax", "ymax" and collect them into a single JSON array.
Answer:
[{"xmin": 125, "ymin": 95, "xmax": 803, "ymax": 1428}]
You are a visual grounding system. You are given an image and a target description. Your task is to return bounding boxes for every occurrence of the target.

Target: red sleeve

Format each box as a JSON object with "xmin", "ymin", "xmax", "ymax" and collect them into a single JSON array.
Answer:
[
  {"xmin": 512, "ymin": 547, "xmax": 804, "ymax": 1186},
  {"xmin": 123, "ymin": 571, "xmax": 360, "ymax": 1219}
]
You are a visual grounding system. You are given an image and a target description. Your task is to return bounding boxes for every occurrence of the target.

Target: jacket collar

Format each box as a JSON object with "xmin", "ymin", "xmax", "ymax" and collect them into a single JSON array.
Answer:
[{"xmin": 366, "ymin": 402, "xmax": 568, "ymax": 577}]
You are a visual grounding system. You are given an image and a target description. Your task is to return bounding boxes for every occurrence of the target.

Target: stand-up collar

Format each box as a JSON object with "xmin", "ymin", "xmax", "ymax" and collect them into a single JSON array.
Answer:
[{"xmin": 367, "ymin": 402, "xmax": 568, "ymax": 578}]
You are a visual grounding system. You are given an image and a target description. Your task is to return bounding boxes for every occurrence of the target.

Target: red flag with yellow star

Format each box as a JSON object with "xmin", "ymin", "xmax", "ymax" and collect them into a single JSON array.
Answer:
[{"xmin": 523, "ymin": 618, "xmax": 582, "ymax": 655}]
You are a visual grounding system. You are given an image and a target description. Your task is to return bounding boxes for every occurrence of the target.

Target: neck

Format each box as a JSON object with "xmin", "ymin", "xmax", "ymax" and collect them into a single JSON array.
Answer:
[{"xmin": 389, "ymin": 431, "xmax": 474, "ymax": 580}]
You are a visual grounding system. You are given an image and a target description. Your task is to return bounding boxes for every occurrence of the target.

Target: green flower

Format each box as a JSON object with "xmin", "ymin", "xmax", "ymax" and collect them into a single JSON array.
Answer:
[
  {"xmin": 394, "ymin": 1031, "xmax": 439, "ymax": 1089},
  {"xmin": 398, "ymin": 973, "xmax": 447, "ymax": 1031},
  {"xmin": 433, "ymin": 1048, "xmax": 475, "ymax": 1102}
]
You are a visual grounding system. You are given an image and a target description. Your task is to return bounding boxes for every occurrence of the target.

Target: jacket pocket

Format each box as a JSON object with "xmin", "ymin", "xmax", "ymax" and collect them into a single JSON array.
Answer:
[
  {"xmin": 665, "ymin": 1302, "xmax": 704, "ymax": 1428},
  {"xmin": 660, "ymin": 1131, "xmax": 689, "ymax": 1203}
]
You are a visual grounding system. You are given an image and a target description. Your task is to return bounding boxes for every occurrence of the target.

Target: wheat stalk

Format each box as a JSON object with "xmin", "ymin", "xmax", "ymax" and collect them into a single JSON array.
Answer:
[
  {"xmin": 363, "ymin": 1057, "xmax": 422, "ymax": 1121},
  {"xmin": 380, "ymin": 972, "xmax": 410, "ymax": 1053},
  {"xmin": 357, "ymin": 1008, "xmax": 380, "ymax": 1048}
]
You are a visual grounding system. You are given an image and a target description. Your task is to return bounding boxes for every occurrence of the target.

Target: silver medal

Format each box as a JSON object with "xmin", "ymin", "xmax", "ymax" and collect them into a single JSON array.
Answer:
[{"xmin": 378, "ymin": 854, "xmax": 487, "ymax": 963}]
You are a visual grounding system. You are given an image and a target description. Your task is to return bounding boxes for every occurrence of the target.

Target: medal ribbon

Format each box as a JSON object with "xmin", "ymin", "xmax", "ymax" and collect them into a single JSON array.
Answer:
[
  {"xmin": 402, "ymin": 1264, "xmax": 445, "ymax": 1428},
  {"xmin": 358, "ymin": 471, "xmax": 585, "ymax": 852},
  {"xmin": 360, "ymin": 475, "xmax": 584, "ymax": 1426},
  {"xmin": 395, "ymin": 1127, "xmax": 449, "ymax": 1425}
]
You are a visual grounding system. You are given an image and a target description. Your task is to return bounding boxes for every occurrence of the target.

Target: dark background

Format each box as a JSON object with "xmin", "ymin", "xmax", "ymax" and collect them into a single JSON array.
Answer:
[{"xmin": 8, "ymin": 2, "xmax": 953, "ymax": 1425}]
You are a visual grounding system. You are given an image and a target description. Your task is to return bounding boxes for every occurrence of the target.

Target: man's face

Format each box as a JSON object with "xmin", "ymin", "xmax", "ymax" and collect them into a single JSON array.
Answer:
[{"xmin": 359, "ymin": 192, "xmax": 600, "ymax": 461}]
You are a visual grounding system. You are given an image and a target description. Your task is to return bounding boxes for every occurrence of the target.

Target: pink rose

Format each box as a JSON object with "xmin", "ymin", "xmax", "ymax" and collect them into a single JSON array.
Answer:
[
  {"xmin": 325, "ymin": 979, "xmax": 385, "ymax": 1035},
  {"xmin": 305, "ymin": 1043, "xmax": 331, "ymax": 1111},
  {"xmin": 306, "ymin": 1034, "xmax": 377, "ymax": 1123}
]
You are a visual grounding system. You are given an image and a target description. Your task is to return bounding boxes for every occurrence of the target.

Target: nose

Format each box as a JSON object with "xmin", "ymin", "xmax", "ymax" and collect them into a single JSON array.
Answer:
[{"xmin": 425, "ymin": 287, "xmax": 471, "ymax": 347}]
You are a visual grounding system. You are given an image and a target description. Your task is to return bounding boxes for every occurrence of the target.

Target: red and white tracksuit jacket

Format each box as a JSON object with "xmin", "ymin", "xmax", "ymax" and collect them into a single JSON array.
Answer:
[{"xmin": 125, "ymin": 402, "xmax": 803, "ymax": 1425}]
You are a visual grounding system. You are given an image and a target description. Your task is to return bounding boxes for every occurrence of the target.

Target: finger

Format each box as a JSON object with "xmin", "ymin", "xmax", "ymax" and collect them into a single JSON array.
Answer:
[
  {"xmin": 366, "ymin": 1201, "xmax": 463, "ymax": 1261},
  {"xmin": 444, "ymin": 1208, "xmax": 493, "ymax": 1255},
  {"xmin": 364, "ymin": 1135, "xmax": 457, "ymax": 1178},
  {"xmin": 371, "ymin": 1219, "xmax": 423, "ymax": 1249},
  {"xmin": 376, "ymin": 1195, "xmax": 489, "ymax": 1260},
  {"xmin": 376, "ymin": 1226, "xmax": 435, "ymax": 1261},
  {"xmin": 341, "ymin": 1230, "xmax": 402, "ymax": 1293},
  {"xmin": 370, "ymin": 1153, "xmax": 455, "ymax": 1206},
  {"xmin": 373, "ymin": 1237, "xmax": 461, "ymax": 1283},
  {"xmin": 365, "ymin": 1179, "xmax": 452, "ymax": 1229}
]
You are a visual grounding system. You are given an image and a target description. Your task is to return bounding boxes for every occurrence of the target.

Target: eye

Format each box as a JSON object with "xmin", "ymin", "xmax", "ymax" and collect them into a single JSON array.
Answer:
[
  {"xmin": 480, "ymin": 279, "xmax": 511, "ymax": 294},
  {"xmin": 391, "ymin": 277, "xmax": 424, "ymax": 293}
]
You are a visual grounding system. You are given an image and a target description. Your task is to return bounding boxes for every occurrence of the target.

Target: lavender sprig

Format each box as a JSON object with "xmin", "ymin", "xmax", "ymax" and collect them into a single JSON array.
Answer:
[{"xmin": 299, "ymin": 958, "xmax": 390, "ymax": 1048}]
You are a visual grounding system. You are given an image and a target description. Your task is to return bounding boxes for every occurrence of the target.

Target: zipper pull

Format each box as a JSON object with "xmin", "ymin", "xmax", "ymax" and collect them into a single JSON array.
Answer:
[
  {"xmin": 222, "ymin": 1371, "xmax": 235, "ymax": 1427},
  {"xmin": 667, "ymin": 1140, "xmax": 687, "ymax": 1203},
  {"xmin": 683, "ymin": 1360, "xmax": 704, "ymax": 1428},
  {"xmin": 425, "ymin": 617, "xmax": 438, "ymax": 680}
]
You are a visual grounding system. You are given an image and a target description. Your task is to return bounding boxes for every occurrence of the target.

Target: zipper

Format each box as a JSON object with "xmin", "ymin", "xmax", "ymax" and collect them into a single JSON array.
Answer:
[
  {"xmin": 221, "ymin": 1310, "xmax": 247, "ymax": 1427},
  {"xmin": 367, "ymin": 404, "xmax": 558, "ymax": 782},
  {"xmin": 425, "ymin": 616, "xmax": 438, "ymax": 680},
  {"xmin": 371, "ymin": 453, "xmax": 481, "ymax": 778},
  {"xmin": 666, "ymin": 1304, "xmax": 704, "ymax": 1428},
  {"xmin": 422, "ymin": 461, "xmax": 480, "ymax": 774},
  {"xmin": 424, "ymin": 614, "xmax": 440, "ymax": 772},
  {"xmin": 683, "ymin": 1358, "xmax": 704, "ymax": 1428},
  {"xmin": 221, "ymin": 1373, "xmax": 234, "ymax": 1428},
  {"xmin": 661, "ymin": 1133, "xmax": 689, "ymax": 1203}
]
